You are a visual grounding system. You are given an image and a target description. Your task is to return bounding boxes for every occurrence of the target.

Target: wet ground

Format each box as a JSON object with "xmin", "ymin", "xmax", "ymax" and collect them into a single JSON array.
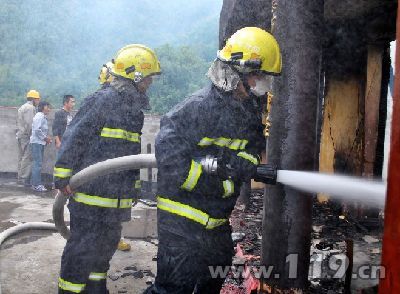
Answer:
[
  {"xmin": 0, "ymin": 177, "xmax": 157, "ymax": 294},
  {"xmin": 0, "ymin": 176, "xmax": 383, "ymax": 293}
]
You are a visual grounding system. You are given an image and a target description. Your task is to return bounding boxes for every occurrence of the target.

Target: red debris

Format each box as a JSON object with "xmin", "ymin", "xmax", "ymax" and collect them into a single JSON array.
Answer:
[
  {"xmin": 235, "ymin": 243, "xmax": 260, "ymax": 262},
  {"xmin": 243, "ymin": 264, "xmax": 260, "ymax": 293},
  {"xmin": 221, "ymin": 244, "xmax": 260, "ymax": 294},
  {"xmin": 220, "ymin": 284, "xmax": 246, "ymax": 294}
]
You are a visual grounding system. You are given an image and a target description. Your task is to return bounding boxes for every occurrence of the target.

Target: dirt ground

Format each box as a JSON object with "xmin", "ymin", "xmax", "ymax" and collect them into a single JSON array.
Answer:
[
  {"xmin": 0, "ymin": 176, "xmax": 383, "ymax": 294},
  {"xmin": 0, "ymin": 177, "xmax": 157, "ymax": 294}
]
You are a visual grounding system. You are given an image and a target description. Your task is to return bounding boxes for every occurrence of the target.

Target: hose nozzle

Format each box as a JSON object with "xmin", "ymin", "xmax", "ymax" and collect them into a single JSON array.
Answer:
[{"xmin": 254, "ymin": 164, "xmax": 277, "ymax": 185}]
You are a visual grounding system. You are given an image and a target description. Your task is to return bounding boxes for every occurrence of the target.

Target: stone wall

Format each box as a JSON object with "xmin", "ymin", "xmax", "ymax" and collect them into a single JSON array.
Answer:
[{"xmin": 0, "ymin": 106, "xmax": 160, "ymax": 181}]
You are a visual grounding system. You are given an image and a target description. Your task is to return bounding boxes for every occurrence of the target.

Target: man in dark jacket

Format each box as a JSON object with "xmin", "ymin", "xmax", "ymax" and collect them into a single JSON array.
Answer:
[
  {"xmin": 146, "ymin": 27, "xmax": 282, "ymax": 294},
  {"xmin": 54, "ymin": 44, "xmax": 161, "ymax": 294},
  {"xmin": 53, "ymin": 95, "xmax": 75, "ymax": 150}
]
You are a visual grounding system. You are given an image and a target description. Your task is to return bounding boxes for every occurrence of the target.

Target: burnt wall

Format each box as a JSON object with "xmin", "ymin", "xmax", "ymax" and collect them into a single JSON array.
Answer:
[{"xmin": 219, "ymin": 0, "xmax": 272, "ymax": 48}]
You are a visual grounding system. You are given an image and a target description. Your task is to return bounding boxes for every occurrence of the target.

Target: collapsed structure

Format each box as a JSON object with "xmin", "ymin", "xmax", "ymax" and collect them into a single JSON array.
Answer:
[{"xmin": 220, "ymin": 0, "xmax": 397, "ymax": 292}]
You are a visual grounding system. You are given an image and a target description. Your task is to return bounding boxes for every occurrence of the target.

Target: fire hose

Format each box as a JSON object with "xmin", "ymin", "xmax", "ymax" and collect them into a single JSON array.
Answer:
[
  {"xmin": 0, "ymin": 154, "xmax": 157, "ymax": 245},
  {"xmin": 53, "ymin": 154, "xmax": 157, "ymax": 239},
  {"xmin": 0, "ymin": 154, "xmax": 385, "ymax": 293},
  {"xmin": 0, "ymin": 154, "xmax": 275, "ymax": 247},
  {"xmin": 1, "ymin": 153, "xmax": 384, "ymax": 245},
  {"xmin": 0, "ymin": 154, "xmax": 156, "ymax": 294}
]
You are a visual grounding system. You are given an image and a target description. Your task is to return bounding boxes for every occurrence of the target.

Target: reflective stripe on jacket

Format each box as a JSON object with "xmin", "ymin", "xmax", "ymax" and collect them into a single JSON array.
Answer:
[
  {"xmin": 156, "ymin": 84, "xmax": 265, "ymax": 232},
  {"xmin": 54, "ymin": 84, "xmax": 146, "ymax": 222}
]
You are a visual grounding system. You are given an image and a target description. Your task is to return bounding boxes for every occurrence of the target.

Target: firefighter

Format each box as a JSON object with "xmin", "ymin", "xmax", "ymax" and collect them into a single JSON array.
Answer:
[
  {"xmin": 98, "ymin": 61, "xmax": 114, "ymax": 89},
  {"xmin": 146, "ymin": 27, "xmax": 282, "ymax": 294},
  {"xmin": 54, "ymin": 44, "xmax": 161, "ymax": 294},
  {"xmin": 98, "ymin": 60, "xmax": 135, "ymax": 252}
]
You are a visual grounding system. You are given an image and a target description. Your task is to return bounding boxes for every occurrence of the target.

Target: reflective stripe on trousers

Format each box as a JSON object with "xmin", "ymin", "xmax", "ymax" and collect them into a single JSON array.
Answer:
[
  {"xmin": 58, "ymin": 278, "xmax": 86, "ymax": 293},
  {"xmin": 88, "ymin": 272, "xmax": 107, "ymax": 281}
]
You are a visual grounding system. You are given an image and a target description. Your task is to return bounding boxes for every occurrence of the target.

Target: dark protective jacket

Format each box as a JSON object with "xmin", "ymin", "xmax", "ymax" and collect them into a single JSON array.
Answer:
[
  {"xmin": 156, "ymin": 83, "xmax": 265, "ymax": 237},
  {"xmin": 52, "ymin": 109, "xmax": 73, "ymax": 140},
  {"xmin": 54, "ymin": 84, "xmax": 146, "ymax": 223}
]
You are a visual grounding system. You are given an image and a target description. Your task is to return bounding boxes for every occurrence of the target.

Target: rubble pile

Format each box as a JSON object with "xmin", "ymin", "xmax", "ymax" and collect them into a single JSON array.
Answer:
[{"xmin": 222, "ymin": 192, "xmax": 383, "ymax": 293}]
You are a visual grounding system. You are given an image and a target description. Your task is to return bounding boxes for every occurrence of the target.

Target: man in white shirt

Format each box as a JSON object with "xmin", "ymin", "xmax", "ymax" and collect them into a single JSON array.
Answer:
[{"xmin": 30, "ymin": 101, "xmax": 52, "ymax": 192}]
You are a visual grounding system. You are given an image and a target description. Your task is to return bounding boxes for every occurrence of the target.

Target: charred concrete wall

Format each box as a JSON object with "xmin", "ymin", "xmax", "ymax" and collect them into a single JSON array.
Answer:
[
  {"xmin": 219, "ymin": 0, "xmax": 272, "ymax": 48},
  {"xmin": 0, "ymin": 106, "xmax": 159, "ymax": 181},
  {"xmin": 261, "ymin": 1, "xmax": 324, "ymax": 289}
]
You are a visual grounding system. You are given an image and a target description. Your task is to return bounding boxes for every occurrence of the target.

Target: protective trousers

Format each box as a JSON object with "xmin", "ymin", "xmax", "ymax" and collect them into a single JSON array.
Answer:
[
  {"xmin": 58, "ymin": 214, "xmax": 122, "ymax": 293},
  {"xmin": 145, "ymin": 226, "xmax": 234, "ymax": 294},
  {"xmin": 17, "ymin": 137, "xmax": 32, "ymax": 183}
]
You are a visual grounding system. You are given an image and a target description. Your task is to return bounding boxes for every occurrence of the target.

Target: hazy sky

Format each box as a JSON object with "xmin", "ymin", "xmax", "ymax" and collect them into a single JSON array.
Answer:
[{"xmin": 0, "ymin": 0, "xmax": 224, "ymax": 101}]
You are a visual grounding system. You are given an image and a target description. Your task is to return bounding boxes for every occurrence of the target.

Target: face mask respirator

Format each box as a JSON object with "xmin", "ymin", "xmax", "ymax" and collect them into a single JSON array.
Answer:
[{"xmin": 250, "ymin": 75, "xmax": 272, "ymax": 97}]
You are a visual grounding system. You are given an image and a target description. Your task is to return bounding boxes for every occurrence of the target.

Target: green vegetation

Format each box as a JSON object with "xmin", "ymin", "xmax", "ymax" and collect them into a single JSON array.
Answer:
[
  {"xmin": 149, "ymin": 45, "xmax": 210, "ymax": 114},
  {"xmin": 0, "ymin": 0, "xmax": 222, "ymax": 113}
]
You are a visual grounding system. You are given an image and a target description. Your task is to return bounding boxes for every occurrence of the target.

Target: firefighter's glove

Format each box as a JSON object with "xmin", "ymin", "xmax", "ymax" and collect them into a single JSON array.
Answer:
[{"xmin": 227, "ymin": 156, "xmax": 258, "ymax": 182}]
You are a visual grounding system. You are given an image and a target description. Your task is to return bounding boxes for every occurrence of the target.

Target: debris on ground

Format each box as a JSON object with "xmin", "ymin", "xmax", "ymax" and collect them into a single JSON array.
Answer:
[
  {"xmin": 232, "ymin": 232, "xmax": 246, "ymax": 242},
  {"xmin": 221, "ymin": 191, "xmax": 383, "ymax": 293},
  {"xmin": 362, "ymin": 235, "xmax": 380, "ymax": 244}
]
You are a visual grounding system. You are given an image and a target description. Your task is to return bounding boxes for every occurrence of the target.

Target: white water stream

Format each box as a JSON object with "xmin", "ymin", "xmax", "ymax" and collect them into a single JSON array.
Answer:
[{"xmin": 276, "ymin": 170, "xmax": 387, "ymax": 208}]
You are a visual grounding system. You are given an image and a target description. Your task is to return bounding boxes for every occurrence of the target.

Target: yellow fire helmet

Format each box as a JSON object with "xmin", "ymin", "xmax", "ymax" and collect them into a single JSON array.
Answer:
[
  {"xmin": 218, "ymin": 27, "xmax": 282, "ymax": 75},
  {"xmin": 26, "ymin": 89, "xmax": 40, "ymax": 99},
  {"xmin": 111, "ymin": 44, "xmax": 161, "ymax": 83},
  {"xmin": 98, "ymin": 61, "xmax": 114, "ymax": 85}
]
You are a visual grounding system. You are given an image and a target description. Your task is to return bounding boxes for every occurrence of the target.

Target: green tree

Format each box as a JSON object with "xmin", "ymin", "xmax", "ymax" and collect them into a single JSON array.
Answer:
[
  {"xmin": 149, "ymin": 45, "xmax": 212, "ymax": 114},
  {"xmin": 0, "ymin": 0, "xmax": 221, "ymax": 109}
]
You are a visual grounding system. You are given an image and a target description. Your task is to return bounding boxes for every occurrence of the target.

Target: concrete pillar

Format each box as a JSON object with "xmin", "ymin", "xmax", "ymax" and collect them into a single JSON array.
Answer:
[{"xmin": 260, "ymin": 0, "xmax": 323, "ymax": 291}]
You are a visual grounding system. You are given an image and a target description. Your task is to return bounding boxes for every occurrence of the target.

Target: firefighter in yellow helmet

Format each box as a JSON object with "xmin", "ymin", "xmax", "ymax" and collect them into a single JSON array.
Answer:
[
  {"xmin": 99, "ymin": 60, "xmax": 133, "ymax": 252},
  {"xmin": 55, "ymin": 44, "xmax": 160, "ymax": 294},
  {"xmin": 145, "ymin": 27, "xmax": 281, "ymax": 294},
  {"xmin": 98, "ymin": 62, "xmax": 114, "ymax": 88},
  {"xmin": 16, "ymin": 90, "xmax": 41, "ymax": 186}
]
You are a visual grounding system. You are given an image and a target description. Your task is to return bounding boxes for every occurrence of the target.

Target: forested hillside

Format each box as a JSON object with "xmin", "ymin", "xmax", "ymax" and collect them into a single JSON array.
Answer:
[{"xmin": 0, "ymin": 0, "xmax": 222, "ymax": 113}]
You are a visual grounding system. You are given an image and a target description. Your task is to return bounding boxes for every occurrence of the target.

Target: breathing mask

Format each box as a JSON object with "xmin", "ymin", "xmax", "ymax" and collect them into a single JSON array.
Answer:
[{"xmin": 250, "ymin": 75, "xmax": 273, "ymax": 97}]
